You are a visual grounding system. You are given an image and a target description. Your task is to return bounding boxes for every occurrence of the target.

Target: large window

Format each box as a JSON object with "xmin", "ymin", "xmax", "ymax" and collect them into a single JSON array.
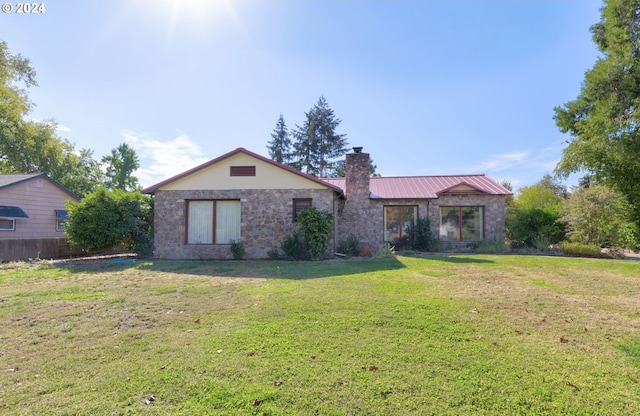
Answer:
[
  {"xmin": 187, "ymin": 200, "xmax": 241, "ymax": 244},
  {"xmin": 440, "ymin": 207, "xmax": 483, "ymax": 241},
  {"xmin": 384, "ymin": 206, "xmax": 417, "ymax": 242}
]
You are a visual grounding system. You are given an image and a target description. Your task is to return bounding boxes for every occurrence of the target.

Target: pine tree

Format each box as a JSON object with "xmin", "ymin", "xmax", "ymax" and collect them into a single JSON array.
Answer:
[
  {"xmin": 290, "ymin": 96, "xmax": 349, "ymax": 177},
  {"xmin": 267, "ymin": 114, "xmax": 291, "ymax": 164}
]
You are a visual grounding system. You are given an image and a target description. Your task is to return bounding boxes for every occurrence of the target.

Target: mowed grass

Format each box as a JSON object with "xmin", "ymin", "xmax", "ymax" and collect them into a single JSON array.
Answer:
[{"xmin": 1, "ymin": 255, "xmax": 640, "ymax": 415}]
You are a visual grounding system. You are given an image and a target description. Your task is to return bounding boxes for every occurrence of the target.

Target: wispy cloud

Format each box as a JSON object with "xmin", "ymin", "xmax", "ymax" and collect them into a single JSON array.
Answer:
[
  {"xmin": 56, "ymin": 124, "xmax": 72, "ymax": 133},
  {"xmin": 468, "ymin": 151, "xmax": 531, "ymax": 173},
  {"xmin": 123, "ymin": 132, "xmax": 209, "ymax": 187}
]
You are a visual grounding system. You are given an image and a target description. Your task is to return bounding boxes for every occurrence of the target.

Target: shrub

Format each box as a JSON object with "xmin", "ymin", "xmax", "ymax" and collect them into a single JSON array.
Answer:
[
  {"xmin": 281, "ymin": 232, "xmax": 306, "ymax": 260},
  {"xmin": 404, "ymin": 217, "xmax": 437, "ymax": 251},
  {"xmin": 267, "ymin": 246, "xmax": 280, "ymax": 260},
  {"xmin": 339, "ymin": 234, "xmax": 361, "ymax": 257},
  {"xmin": 229, "ymin": 240, "xmax": 245, "ymax": 260},
  {"xmin": 372, "ymin": 243, "xmax": 395, "ymax": 258},
  {"xmin": 65, "ymin": 188, "xmax": 154, "ymax": 257},
  {"xmin": 506, "ymin": 208, "xmax": 566, "ymax": 248},
  {"xmin": 559, "ymin": 242, "xmax": 608, "ymax": 258},
  {"xmin": 296, "ymin": 207, "xmax": 333, "ymax": 260}
]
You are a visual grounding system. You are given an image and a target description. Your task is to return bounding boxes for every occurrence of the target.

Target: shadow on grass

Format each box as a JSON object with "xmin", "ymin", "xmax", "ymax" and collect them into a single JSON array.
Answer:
[
  {"xmin": 399, "ymin": 252, "xmax": 496, "ymax": 264},
  {"xmin": 54, "ymin": 257, "xmax": 408, "ymax": 280}
]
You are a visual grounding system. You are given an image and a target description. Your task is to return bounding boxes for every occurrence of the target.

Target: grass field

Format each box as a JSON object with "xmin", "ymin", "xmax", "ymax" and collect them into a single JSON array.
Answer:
[{"xmin": 1, "ymin": 254, "xmax": 639, "ymax": 415}]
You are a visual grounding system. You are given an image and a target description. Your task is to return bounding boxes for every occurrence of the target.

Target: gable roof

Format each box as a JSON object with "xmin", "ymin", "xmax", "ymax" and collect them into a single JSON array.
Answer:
[
  {"xmin": 0, "ymin": 173, "xmax": 79, "ymax": 199},
  {"xmin": 142, "ymin": 147, "xmax": 345, "ymax": 195},
  {"xmin": 322, "ymin": 175, "xmax": 511, "ymax": 199}
]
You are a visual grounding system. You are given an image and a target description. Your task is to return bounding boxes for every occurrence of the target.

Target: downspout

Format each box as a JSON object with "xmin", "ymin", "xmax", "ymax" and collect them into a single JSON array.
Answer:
[{"xmin": 332, "ymin": 193, "xmax": 338, "ymax": 255}]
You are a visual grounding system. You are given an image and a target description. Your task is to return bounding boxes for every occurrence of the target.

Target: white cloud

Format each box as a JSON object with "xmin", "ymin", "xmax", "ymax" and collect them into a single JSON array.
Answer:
[
  {"xmin": 469, "ymin": 151, "xmax": 531, "ymax": 173},
  {"xmin": 123, "ymin": 132, "xmax": 209, "ymax": 187},
  {"xmin": 56, "ymin": 124, "xmax": 72, "ymax": 133}
]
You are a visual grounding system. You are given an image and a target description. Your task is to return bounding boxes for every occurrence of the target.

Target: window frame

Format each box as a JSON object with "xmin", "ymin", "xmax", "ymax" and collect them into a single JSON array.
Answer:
[
  {"xmin": 0, "ymin": 218, "xmax": 16, "ymax": 231},
  {"xmin": 383, "ymin": 205, "xmax": 418, "ymax": 243},
  {"xmin": 439, "ymin": 206, "xmax": 484, "ymax": 242},
  {"xmin": 185, "ymin": 199, "xmax": 241, "ymax": 244},
  {"xmin": 55, "ymin": 211, "xmax": 67, "ymax": 232},
  {"xmin": 293, "ymin": 198, "xmax": 312, "ymax": 223}
]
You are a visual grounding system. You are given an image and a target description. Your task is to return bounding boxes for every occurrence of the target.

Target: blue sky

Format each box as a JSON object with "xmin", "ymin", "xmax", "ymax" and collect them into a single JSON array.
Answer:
[{"xmin": 2, "ymin": 0, "xmax": 601, "ymax": 191}]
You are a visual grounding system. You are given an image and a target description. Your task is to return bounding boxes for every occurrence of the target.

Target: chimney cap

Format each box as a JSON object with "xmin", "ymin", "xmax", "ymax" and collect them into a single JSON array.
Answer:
[{"xmin": 352, "ymin": 147, "xmax": 363, "ymax": 153}]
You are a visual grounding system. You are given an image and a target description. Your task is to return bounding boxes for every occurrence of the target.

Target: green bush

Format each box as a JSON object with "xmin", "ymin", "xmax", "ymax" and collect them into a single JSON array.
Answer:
[
  {"xmin": 339, "ymin": 234, "xmax": 361, "ymax": 257},
  {"xmin": 404, "ymin": 217, "xmax": 437, "ymax": 251},
  {"xmin": 506, "ymin": 208, "xmax": 566, "ymax": 248},
  {"xmin": 559, "ymin": 242, "xmax": 608, "ymax": 258},
  {"xmin": 267, "ymin": 246, "xmax": 280, "ymax": 260},
  {"xmin": 281, "ymin": 232, "xmax": 306, "ymax": 260},
  {"xmin": 65, "ymin": 188, "xmax": 154, "ymax": 257},
  {"xmin": 229, "ymin": 240, "xmax": 245, "ymax": 260},
  {"xmin": 297, "ymin": 207, "xmax": 333, "ymax": 260}
]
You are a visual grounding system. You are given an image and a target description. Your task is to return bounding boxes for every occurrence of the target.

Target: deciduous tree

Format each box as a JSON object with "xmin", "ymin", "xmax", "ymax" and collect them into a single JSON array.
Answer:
[
  {"xmin": 102, "ymin": 142, "xmax": 140, "ymax": 191},
  {"xmin": 554, "ymin": 0, "xmax": 640, "ymax": 230}
]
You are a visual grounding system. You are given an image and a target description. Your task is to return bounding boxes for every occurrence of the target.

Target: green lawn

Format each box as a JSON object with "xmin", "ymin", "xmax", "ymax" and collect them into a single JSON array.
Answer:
[{"xmin": 1, "ymin": 254, "xmax": 639, "ymax": 415}]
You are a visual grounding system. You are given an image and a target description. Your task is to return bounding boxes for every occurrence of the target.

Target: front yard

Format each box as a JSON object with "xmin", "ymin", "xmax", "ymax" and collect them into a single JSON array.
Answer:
[{"xmin": 1, "ymin": 255, "xmax": 639, "ymax": 415}]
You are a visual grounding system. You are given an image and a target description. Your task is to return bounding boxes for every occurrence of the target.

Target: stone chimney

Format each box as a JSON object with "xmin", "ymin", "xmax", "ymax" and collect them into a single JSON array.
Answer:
[{"xmin": 345, "ymin": 147, "xmax": 370, "ymax": 200}]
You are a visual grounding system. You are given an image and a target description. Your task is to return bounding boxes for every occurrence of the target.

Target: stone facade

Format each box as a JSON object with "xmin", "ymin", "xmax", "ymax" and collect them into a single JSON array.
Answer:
[
  {"xmin": 335, "ymin": 151, "xmax": 506, "ymax": 251},
  {"xmin": 153, "ymin": 188, "xmax": 336, "ymax": 259},
  {"xmin": 148, "ymin": 148, "xmax": 509, "ymax": 259}
]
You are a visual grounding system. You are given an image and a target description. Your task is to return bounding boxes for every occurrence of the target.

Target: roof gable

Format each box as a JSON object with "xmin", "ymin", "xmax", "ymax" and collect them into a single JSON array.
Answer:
[
  {"xmin": 0, "ymin": 173, "xmax": 79, "ymax": 200},
  {"xmin": 143, "ymin": 148, "xmax": 344, "ymax": 194},
  {"xmin": 436, "ymin": 181, "xmax": 487, "ymax": 195}
]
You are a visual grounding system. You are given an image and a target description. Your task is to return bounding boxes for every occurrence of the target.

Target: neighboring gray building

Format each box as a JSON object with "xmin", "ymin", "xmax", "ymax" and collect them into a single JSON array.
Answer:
[{"xmin": 143, "ymin": 147, "xmax": 511, "ymax": 259}]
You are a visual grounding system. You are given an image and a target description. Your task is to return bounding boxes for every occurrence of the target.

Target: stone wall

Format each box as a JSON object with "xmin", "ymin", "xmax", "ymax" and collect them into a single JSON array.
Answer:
[{"xmin": 153, "ymin": 188, "xmax": 336, "ymax": 259}]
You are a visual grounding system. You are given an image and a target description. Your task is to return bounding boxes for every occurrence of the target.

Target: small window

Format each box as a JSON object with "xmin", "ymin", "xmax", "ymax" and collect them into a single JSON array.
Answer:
[
  {"xmin": 55, "ymin": 210, "xmax": 69, "ymax": 232},
  {"xmin": 0, "ymin": 218, "xmax": 15, "ymax": 231},
  {"xmin": 230, "ymin": 166, "xmax": 256, "ymax": 176},
  {"xmin": 293, "ymin": 199, "xmax": 312, "ymax": 222}
]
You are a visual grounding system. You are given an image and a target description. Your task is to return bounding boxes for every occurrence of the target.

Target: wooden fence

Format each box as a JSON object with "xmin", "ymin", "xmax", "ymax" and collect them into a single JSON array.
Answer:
[{"xmin": 0, "ymin": 238, "xmax": 87, "ymax": 262}]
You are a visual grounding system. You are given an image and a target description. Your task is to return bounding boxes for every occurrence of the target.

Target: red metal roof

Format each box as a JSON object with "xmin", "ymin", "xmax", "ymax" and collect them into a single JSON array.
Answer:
[{"xmin": 321, "ymin": 175, "xmax": 511, "ymax": 199}]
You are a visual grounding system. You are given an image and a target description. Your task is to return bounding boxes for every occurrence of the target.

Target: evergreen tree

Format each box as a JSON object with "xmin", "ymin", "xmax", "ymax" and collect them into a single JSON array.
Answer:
[
  {"xmin": 290, "ymin": 96, "xmax": 349, "ymax": 177},
  {"xmin": 267, "ymin": 114, "xmax": 291, "ymax": 164}
]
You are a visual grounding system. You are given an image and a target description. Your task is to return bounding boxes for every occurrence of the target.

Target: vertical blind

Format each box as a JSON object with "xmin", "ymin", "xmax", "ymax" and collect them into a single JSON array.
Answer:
[
  {"xmin": 216, "ymin": 200, "xmax": 241, "ymax": 243},
  {"xmin": 188, "ymin": 200, "xmax": 240, "ymax": 244}
]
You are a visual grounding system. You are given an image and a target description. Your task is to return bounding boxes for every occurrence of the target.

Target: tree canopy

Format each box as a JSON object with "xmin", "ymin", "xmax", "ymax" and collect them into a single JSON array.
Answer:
[
  {"xmin": 290, "ymin": 96, "xmax": 349, "ymax": 177},
  {"xmin": 554, "ymin": 0, "xmax": 640, "ymax": 230},
  {"xmin": 267, "ymin": 114, "xmax": 292, "ymax": 164},
  {"xmin": 0, "ymin": 40, "xmax": 139, "ymax": 197},
  {"xmin": 102, "ymin": 142, "xmax": 140, "ymax": 191}
]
